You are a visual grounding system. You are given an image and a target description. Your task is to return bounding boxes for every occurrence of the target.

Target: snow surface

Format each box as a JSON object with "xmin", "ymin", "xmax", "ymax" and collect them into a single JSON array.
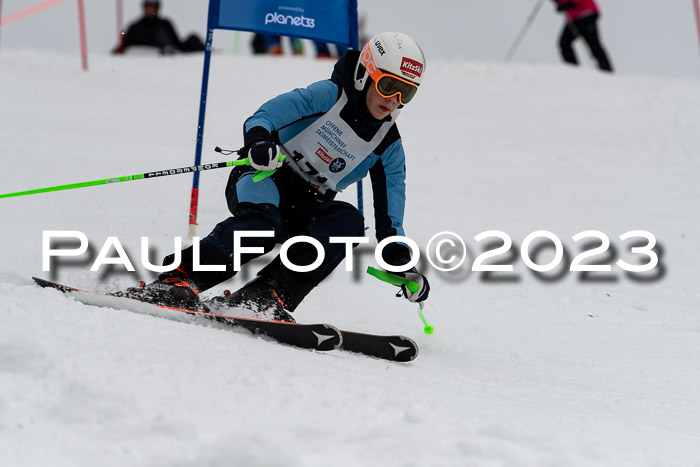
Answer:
[{"xmin": 1, "ymin": 49, "xmax": 700, "ymax": 467}]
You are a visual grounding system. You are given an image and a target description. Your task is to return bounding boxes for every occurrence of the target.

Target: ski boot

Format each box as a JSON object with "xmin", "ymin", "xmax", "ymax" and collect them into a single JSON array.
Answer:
[
  {"xmin": 210, "ymin": 276, "xmax": 296, "ymax": 323},
  {"xmin": 113, "ymin": 274, "xmax": 207, "ymax": 312}
]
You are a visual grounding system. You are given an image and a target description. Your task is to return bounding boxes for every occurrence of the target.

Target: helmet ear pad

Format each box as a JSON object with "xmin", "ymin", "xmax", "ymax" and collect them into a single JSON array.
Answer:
[{"xmin": 354, "ymin": 60, "xmax": 368, "ymax": 92}]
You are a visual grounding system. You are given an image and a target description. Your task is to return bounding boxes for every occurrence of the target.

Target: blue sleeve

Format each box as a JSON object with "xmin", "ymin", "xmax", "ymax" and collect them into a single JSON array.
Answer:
[
  {"xmin": 244, "ymin": 80, "xmax": 339, "ymax": 135},
  {"xmin": 369, "ymin": 138, "xmax": 407, "ymax": 240}
]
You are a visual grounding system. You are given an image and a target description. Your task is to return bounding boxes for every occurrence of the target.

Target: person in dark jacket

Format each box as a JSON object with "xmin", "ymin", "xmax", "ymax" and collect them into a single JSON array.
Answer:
[
  {"xmin": 551, "ymin": 0, "xmax": 613, "ymax": 72},
  {"xmin": 114, "ymin": 1, "xmax": 204, "ymax": 55},
  {"xmin": 121, "ymin": 32, "xmax": 431, "ymax": 321}
]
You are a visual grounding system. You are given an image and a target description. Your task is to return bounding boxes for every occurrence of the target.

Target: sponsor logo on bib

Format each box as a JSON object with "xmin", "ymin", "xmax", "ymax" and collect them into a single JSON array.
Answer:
[
  {"xmin": 329, "ymin": 158, "xmax": 346, "ymax": 173},
  {"xmin": 315, "ymin": 147, "xmax": 333, "ymax": 164}
]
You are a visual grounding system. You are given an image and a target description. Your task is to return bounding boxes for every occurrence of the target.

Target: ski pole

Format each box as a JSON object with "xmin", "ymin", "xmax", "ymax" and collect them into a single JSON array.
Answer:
[
  {"xmin": 0, "ymin": 154, "xmax": 285, "ymax": 199},
  {"xmin": 417, "ymin": 302, "xmax": 433, "ymax": 335},
  {"xmin": 505, "ymin": 0, "xmax": 546, "ymax": 61},
  {"xmin": 239, "ymin": 154, "xmax": 286, "ymax": 182},
  {"xmin": 366, "ymin": 266, "xmax": 434, "ymax": 334}
]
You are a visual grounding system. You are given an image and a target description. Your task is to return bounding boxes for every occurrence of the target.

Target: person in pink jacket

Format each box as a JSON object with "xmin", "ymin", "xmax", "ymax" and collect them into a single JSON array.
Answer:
[{"xmin": 551, "ymin": 0, "xmax": 613, "ymax": 72}]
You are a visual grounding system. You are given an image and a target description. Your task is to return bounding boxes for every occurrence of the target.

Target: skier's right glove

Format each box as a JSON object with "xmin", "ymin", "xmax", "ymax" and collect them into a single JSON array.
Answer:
[
  {"xmin": 247, "ymin": 140, "xmax": 283, "ymax": 171},
  {"xmin": 398, "ymin": 269, "xmax": 430, "ymax": 303}
]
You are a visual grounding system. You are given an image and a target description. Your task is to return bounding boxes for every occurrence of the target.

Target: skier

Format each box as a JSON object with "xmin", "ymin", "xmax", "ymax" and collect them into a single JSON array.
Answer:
[
  {"xmin": 551, "ymin": 0, "xmax": 613, "ymax": 72},
  {"xmin": 121, "ymin": 32, "xmax": 431, "ymax": 321}
]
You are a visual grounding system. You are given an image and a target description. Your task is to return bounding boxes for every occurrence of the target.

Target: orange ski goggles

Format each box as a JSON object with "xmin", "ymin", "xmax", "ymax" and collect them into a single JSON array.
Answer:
[
  {"xmin": 361, "ymin": 44, "xmax": 420, "ymax": 105},
  {"xmin": 372, "ymin": 72, "xmax": 419, "ymax": 105}
]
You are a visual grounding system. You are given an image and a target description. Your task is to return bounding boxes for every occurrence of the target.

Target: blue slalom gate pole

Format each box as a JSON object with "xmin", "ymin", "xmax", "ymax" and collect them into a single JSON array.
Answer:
[{"xmin": 188, "ymin": 26, "xmax": 214, "ymax": 239}]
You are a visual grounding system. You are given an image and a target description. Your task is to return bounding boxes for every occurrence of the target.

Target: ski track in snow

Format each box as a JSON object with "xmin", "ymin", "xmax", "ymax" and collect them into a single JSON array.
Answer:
[{"xmin": 1, "ymin": 49, "xmax": 700, "ymax": 467}]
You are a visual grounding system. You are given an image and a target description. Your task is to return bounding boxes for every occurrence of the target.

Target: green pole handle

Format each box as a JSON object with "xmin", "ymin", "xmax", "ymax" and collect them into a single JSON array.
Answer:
[
  {"xmin": 234, "ymin": 154, "xmax": 286, "ymax": 182},
  {"xmin": 366, "ymin": 266, "xmax": 434, "ymax": 334},
  {"xmin": 366, "ymin": 266, "xmax": 419, "ymax": 292}
]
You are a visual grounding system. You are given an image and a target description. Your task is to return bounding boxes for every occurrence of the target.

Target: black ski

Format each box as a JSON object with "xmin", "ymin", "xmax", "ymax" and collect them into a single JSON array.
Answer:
[
  {"xmin": 204, "ymin": 297, "xmax": 419, "ymax": 362},
  {"xmin": 339, "ymin": 330, "xmax": 419, "ymax": 362},
  {"xmin": 32, "ymin": 277, "xmax": 341, "ymax": 352},
  {"xmin": 33, "ymin": 277, "xmax": 420, "ymax": 361}
]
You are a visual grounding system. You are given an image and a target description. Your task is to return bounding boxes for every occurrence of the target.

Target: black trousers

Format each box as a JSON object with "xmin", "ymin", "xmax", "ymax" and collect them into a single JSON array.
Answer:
[
  {"xmin": 559, "ymin": 13, "xmax": 613, "ymax": 72},
  {"xmin": 164, "ymin": 165, "xmax": 365, "ymax": 307}
]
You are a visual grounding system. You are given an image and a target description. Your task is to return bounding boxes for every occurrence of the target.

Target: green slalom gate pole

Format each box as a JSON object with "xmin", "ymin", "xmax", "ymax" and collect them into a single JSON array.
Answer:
[
  {"xmin": 0, "ymin": 155, "xmax": 285, "ymax": 199},
  {"xmin": 366, "ymin": 266, "xmax": 434, "ymax": 334}
]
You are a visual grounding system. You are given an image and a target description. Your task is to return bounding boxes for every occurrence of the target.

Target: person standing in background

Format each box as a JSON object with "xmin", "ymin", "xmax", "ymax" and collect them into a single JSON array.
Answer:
[
  {"xmin": 551, "ymin": 0, "xmax": 613, "ymax": 72},
  {"xmin": 114, "ymin": 1, "xmax": 204, "ymax": 55}
]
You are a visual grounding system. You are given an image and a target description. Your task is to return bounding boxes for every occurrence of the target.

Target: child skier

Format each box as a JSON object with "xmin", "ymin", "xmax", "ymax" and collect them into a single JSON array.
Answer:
[{"xmin": 122, "ymin": 32, "xmax": 431, "ymax": 320}]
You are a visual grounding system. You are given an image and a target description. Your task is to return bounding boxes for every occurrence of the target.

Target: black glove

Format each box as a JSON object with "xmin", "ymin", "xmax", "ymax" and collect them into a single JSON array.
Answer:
[
  {"xmin": 557, "ymin": 1, "xmax": 576, "ymax": 11},
  {"xmin": 247, "ymin": 140, "xmax": 282, "ymax": 171},
  {"xmin": 377, "ymin": 241, "xmax": 429, "ymax": 302},
  {"xmin": 398, "ymin": 268, "xmax": 430, "ymax": 303}
]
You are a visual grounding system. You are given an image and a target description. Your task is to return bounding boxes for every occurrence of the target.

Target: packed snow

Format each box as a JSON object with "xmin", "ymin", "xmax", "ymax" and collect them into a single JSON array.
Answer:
[{"xmin": 1, "ymin": 48, "xmax": 700, "ymax": 467}]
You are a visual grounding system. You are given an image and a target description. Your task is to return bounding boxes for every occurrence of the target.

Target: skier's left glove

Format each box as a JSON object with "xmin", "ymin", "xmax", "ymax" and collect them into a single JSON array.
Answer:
[{"xmin": 398, "ymin": 268, "xmax": 430, "ymax": 303}]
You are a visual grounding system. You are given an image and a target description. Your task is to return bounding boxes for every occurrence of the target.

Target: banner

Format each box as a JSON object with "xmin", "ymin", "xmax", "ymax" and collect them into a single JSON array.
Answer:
[{"xmin": 210, "ymin": 0, "xmax": 358, "ymax": 47}]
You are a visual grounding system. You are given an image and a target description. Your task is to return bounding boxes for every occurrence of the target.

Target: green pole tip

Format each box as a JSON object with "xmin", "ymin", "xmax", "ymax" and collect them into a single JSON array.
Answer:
[{"xmin": 417, "ymin": 303, "xmax": 433, "ymax": 335}]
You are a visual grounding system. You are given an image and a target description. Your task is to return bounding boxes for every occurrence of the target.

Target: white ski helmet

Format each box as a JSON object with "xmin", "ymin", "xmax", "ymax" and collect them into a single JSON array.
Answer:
[{"xmin": 354, "ymin": 32, "xmax": 426, "ymax": 103}]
